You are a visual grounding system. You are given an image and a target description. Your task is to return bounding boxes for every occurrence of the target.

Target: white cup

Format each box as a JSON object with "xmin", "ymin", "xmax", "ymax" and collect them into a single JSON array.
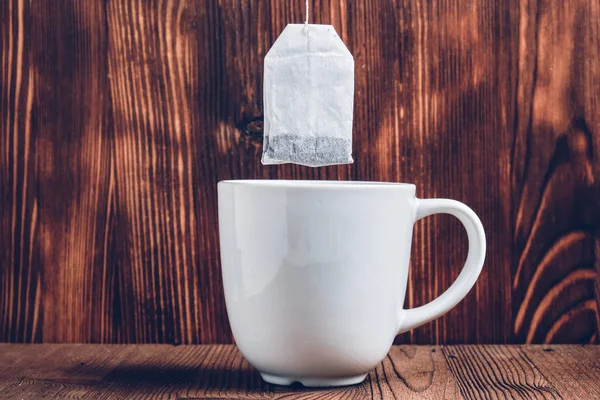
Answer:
[{"xmin": 218, "ymin": 180, "xmax": 486, "ymax": 387}]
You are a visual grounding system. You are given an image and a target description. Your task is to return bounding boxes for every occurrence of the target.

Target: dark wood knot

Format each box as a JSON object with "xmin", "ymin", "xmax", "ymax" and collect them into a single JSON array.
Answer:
[{"xmin": 242, "ymin": 116, "xmax": 264, "ymax": 138}]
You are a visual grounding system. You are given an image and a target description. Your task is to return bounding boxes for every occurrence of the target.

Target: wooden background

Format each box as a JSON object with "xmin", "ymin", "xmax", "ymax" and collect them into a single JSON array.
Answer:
[{"xmin": 1, "ymin": 0, "xmax": 599, "ymax": 344}]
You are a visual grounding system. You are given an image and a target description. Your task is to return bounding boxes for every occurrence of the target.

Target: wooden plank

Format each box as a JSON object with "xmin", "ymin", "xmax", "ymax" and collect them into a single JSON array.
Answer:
[
  {"xmin": 1, "ymin": 0, "xmax": 114, "ymax": 343},
  {"xmin": 0, "ymin": 345, "xmax": 598, "ymax": 399},
  {"xmin": 511, "ymin": 0, "xmax": 600, "ymax": 343},
  {"xmin": 380, "ymin": 0, "xmax": 516, "ymax": 346},
  {"xmin": 0, "ymin": 0, "xmax": 40, "ymax": 343},
  {"xmin": 105, "ymin": 0, "xmax": 211, "ymax": 344},
  {"xmin": 32, "ymin": 0, "xmax": 114, "ymax": 344}
]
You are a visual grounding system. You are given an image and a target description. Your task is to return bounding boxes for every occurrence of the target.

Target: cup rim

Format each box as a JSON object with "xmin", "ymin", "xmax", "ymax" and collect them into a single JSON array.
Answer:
[{"xmin": 218, "ymin": 180, "xmax": 417, "ymax": 190}]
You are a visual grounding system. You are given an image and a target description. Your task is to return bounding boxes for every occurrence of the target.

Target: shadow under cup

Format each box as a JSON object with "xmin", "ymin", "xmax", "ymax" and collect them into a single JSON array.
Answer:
[{"xmin": 217, "ymin": 180, "xmax": 486, "ymax": 387}]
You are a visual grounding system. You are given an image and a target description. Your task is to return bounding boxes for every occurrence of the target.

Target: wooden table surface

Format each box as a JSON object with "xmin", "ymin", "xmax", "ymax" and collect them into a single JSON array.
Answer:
[{"xmin": 0, "ymin": 345, "xmax": 598, "ymax": 399}]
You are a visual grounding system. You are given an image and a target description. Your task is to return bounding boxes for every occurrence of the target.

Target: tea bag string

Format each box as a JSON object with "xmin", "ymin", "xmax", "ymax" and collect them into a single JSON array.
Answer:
[{"xmin": 305, "ymin": 0, "xmax": 309, "ymax": 25}]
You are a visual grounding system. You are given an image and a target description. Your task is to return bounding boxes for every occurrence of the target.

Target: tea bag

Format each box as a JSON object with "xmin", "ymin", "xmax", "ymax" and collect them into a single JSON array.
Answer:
[{"xmin": 262, "ymin": 24, "xmax": 355, "ymax": 167}]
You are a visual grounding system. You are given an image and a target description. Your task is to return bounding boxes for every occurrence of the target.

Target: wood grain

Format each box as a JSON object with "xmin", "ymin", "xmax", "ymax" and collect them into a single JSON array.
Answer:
[
  {"xmin": 511, "ymin": 0, "xmax": 600, "ymax": 344},
  {"xmin": 106, "ymin": 0, "xmax": 208, "ymax": 344},
  {"xmin": 521, "ymin": 345, "xmax": 600, "ymax": 396},
  {"xmin": 0, "ymin": 345, "xmax": 598, "ymax": 399},
  {"xmin": 0, "ymin": 0, "xmax": 599, "ymax": 344},
  {"xmin": 367, "ymin": 346, "xmax": 461, "ymax": 399},
  {"xmin": 443, "ymin": 345, "xmax": 561, "ymax": 399},
  {"xmin": 1, "ymin": 0, "xmax": 39, "ymax": 343}
]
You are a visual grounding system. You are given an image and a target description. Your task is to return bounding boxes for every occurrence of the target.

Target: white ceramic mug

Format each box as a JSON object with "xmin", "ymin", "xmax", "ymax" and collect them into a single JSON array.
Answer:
[{"xmin": 218, "ymin": 180, "xmax": 486, "ymax": 387}]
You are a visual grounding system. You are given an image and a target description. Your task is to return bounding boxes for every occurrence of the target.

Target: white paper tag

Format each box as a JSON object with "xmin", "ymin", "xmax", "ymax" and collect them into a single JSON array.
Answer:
[{"xmin": 262, "ymin": 24, "xmax": 355, "ymax": 167}]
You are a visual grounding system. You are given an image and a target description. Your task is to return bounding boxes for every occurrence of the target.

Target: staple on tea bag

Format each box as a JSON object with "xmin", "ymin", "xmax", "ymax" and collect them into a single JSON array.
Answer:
[{"xmin": 262, "ymin": 23, "xmax": 355, "ymax": 167}]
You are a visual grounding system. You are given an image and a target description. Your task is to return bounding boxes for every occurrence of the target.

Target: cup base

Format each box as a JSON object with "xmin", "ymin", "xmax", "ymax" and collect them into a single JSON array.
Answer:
[{"xmin": 260, "ymin": 372, "xmax": 368, "ymax": 387}]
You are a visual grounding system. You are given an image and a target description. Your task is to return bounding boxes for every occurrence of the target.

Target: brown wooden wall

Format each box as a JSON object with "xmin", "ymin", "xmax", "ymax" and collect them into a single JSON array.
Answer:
[{"xmin": 1, "ymin": 0, "xmax": 599, "ymax": 344}]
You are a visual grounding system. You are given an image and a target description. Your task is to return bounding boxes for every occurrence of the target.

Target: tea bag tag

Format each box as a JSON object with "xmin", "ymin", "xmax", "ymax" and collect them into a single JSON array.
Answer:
[{"xmin": 262, "ymin": 24, "xmax": 355, "ymax": 167}]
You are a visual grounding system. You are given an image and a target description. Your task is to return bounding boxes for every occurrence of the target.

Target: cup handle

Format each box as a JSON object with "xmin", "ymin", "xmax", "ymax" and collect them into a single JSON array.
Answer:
[{"xmin": 397, "ymin": 198, "xmax": 487, "ymax": 334}]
